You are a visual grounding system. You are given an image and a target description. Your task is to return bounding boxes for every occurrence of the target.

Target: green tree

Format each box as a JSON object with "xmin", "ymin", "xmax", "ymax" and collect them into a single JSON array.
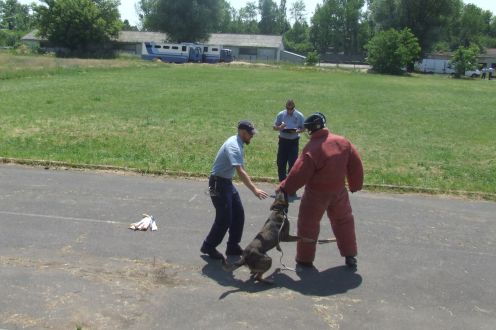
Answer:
[
  {"xmin": 310, "ymin": 1, "xmax": 342, "ymax": 54},
  {"xmin": 366, "ymin": 28, "xmax": 420, "ymax": 75},
  {"xmin": 289, "ymin": 0, "xmax": 306, "ymax": 24},
  {"xmin": 36, "ymin": 0, "xmax": 122, "ymax": 56},
  {"xmin": 457, "ymin": 4, "xmax": 491, "ymax": 48},
  {"xmin": 344, "ymin": 0, "xmax": 366, "ymax": 55},
  {"xmin": 305, "ymin": 50, "xmax": 319, "ymax": 65},
  {"xmin": 490, "ymin": 15, "xmax": 496, "ymax": 37},
  {"xmin": 0, "ymin": 0, "xmax": 35, "ymax": 31},
  {"xmin": 238, "ymin": 1, "xmax": 259, "ymax": 33},
  {"xmin": 369, "ymin": 0, "xmax": 399, "ymax": 31},
  {"xmin": 220, "ymin": 6, "xmax": 242, "ymax": 33},
  {"xmin": 258, "ymin": 0, "xmax": 277, "ymax": 34},
  {"xmin": 370, "ymin": 0, "xmax": 458, "ymax": 55},
  {"xmin": 143, "ymin": 0, "xmax": 221, "ymax": 42},
  {"xmin": 310, "ymin": 0, "xmax": 365, "ymax": 55},
  {"xmin": 216, "ymin": 0, "xmax": 235, "ymax": 32},
  {"xmin": 121, "ymin": 19, "xmax": 138, "ymax": 31},
  {"xmin": 136, "ymin": 0, "xmax": 156, "ymax": 31},
  {"xmin": 449, "ymin": 44, "xmax": 479, "ymax": 78},
  {"xmin": 436, "ymin": 1, "xmax": 496, "ymax": 50},
  {"xmin": 283, "ymin": 1, "xmax": 312, "ymax": 54},
  {"xmin": 275, "ymin": 0, "xmax": 290, "ymax": 34},
  {"xmin": 283, "ymin": 20, "xmax": 312, "ymax": 54},
  {"xmin": 0, "ymin": 29, "xmax": 23, "ymax": 46},
  {"xmin": 486, "ymin": 15, "xmax": 496, "ymax": 47}
]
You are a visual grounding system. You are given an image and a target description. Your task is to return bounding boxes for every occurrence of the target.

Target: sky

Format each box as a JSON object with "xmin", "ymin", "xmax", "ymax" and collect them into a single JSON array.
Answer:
[{"xmin": 19, "ymin": 0, "xmax": 496, "ymax": 27}]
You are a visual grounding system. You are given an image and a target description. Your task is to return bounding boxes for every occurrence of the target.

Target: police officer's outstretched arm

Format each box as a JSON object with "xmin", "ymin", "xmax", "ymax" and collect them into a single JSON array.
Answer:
[{"xmin": 236, "ymin": 165, "xmax": 269, "ymax": 199}]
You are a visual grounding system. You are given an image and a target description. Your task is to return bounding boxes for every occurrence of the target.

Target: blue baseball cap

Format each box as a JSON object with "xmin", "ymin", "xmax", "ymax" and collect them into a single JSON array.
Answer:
[{"xmin": 238, "ymin": 120, "xmax": 257, "ymax": 134}]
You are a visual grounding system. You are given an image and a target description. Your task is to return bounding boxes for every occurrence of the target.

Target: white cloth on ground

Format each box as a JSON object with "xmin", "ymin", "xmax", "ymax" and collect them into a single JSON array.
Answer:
[{"xmin": 129, "ymin": 214, "xmax": 158, "ymax": 231}]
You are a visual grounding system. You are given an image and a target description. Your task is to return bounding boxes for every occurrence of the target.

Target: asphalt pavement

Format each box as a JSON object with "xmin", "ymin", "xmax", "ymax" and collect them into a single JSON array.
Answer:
[{"xmin": 0, "ymin": 164, "xmax": 495, "ymax": 330}]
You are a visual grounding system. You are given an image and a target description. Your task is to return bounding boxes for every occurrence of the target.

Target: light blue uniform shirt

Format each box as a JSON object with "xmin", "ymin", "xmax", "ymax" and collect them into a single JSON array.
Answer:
[
  {"xmin": 274, "ymin": 109, "xmax": 305, "ymax": 140},
  {"xmin": 211, "ymin": 135, "xmax": 244, "ymax": 179}
]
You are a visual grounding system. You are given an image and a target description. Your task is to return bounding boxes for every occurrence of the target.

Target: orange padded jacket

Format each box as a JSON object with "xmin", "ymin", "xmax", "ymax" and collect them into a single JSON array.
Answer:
[{"xmin": 279, "ymin": 128, "xmax": 363, "ymax": 194}]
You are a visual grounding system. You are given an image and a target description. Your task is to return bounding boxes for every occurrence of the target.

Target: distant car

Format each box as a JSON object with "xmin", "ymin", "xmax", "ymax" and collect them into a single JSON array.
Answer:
[
  {"xmin": 465, "ymin": 69, "xmax": 481, "ymax": 78},
  {"xmin": 449, "ymin": 68, "xmax": 481, "ymax": 78}
]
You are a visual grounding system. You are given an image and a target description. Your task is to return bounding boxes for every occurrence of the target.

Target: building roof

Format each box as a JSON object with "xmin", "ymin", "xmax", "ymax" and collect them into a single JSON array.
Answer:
[
  {"xmin": 22, "ymin": 30, "xmax": 283, "ymax": 49},
  {"xmin": 20, "ymin": 30, "xmax": 39, "ymax": 41},
  {"xmin": 22, "ymin": 30, "xmax": 168, "ymax": 43},
  {"xmin": 481, "ymin": 48, "xmax": 496, "ymax": 57},
  {"xmin": 118, "ymin": 31, "xmax": 167, "ymax": 43},
  {"xmin": 208, "ymin": 33, "xmax": 283, "ymax": 49}
]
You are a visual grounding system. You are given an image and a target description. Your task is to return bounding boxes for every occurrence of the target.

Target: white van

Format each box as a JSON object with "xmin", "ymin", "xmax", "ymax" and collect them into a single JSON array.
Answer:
[{"xmin": 415, "ymin": 59, "xmax": 480, "ymax": 77}]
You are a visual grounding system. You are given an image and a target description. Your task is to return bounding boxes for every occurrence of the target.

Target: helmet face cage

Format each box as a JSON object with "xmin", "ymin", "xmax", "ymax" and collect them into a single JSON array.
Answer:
[{"xmin": 304, "ymin": 112, "xmax": 326, "ymax": 133}]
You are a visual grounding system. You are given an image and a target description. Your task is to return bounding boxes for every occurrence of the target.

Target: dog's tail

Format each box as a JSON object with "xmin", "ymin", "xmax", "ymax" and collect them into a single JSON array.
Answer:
[{"xmin": 222, "ymin": 257, "xmax": 245, "ymax": 272}]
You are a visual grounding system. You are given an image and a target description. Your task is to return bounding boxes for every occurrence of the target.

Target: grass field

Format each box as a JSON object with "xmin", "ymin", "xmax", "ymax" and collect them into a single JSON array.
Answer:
[{"xmin": 1, "ymin": 53, "xmax": 495, "ymax": 200}]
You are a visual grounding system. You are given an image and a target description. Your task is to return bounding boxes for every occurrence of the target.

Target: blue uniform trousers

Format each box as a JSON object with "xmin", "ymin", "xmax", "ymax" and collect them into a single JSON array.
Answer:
[
  {"xmin": 203, "ymin": 176, "xmax": 245, "ymax": 249},
  {"xmin": 277, "ymin": 137, "xmax": 299, "ymax": 182}
]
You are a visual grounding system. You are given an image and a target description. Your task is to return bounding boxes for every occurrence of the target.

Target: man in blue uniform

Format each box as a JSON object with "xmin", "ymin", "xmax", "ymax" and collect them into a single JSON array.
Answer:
[
  {"xmin": 273, "ymin": 100, "xmax": 305, "ymax": 185},
  {"xmin": 201, "ymin": 120, "xmax": 269, "ymax": 260}
]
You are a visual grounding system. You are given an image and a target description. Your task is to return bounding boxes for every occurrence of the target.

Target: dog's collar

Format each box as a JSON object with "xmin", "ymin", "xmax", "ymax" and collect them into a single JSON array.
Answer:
[{"xmin": 271, "ymin": 209, "xmax": 288, "ymax": 223}]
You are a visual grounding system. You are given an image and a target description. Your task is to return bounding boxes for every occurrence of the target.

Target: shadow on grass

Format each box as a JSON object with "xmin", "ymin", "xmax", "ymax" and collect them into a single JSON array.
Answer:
[{"xmin": 200, "ymin": 256, "xmax": 362, "ymax": 300}]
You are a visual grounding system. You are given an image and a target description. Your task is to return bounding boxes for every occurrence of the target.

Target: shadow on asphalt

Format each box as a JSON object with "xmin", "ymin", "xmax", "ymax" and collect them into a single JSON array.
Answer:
[{"xmin": 200, "ymin": 256, "xmax": 362, "ymax": 300}]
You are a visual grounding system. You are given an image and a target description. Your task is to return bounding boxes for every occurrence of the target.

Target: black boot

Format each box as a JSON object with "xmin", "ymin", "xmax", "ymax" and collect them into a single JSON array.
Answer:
[
  {"xmin": 201, "ymin": 242, "xmax": 224, "ymax": 260},
  {"xmin": 345, "ymin": 256, "xmax": 357, "ymax": 268},
  {"xmin": 226, "ymin": 244, "xmax": 243, "ymax": 256}
]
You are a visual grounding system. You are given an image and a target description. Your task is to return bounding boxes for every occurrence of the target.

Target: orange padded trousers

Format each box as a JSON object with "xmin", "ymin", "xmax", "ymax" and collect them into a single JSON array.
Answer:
[{"xmin": 296, "ymin": 187, "xmax": 357, "ymax": 264}]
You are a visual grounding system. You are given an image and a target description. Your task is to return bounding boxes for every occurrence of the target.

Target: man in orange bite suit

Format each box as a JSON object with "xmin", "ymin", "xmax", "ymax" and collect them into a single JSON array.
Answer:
[{"xmin": 277, "ymin": 112, "xmax": 364, "ymax": 269}]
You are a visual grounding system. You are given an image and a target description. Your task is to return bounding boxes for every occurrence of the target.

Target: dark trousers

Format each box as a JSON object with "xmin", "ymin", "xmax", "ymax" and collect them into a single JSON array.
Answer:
[
  {"xmin": 203, "ymin": 176, "xmax": 245, "ymax": 249},
  {"xmin": 277, "ymin": 137, "xmax": 299, "ymax": 182}
]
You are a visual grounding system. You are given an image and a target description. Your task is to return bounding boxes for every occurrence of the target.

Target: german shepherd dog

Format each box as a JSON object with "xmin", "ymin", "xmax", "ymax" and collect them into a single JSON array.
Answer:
[{"xmin": 223, "ymin": 190, "xmax": 303, "ymax": 282}]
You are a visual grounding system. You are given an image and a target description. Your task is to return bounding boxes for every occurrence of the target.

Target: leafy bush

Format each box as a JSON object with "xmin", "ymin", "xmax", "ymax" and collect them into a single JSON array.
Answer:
[
  {"xmin": 366, "ymin": 28, "xmax": 420, "ymax": 75},
  {"xmin": 283, "ymin": 21, "xmax": 313, "ymax": 55},
  {"xmin": 305, "ymin": 51, "xmax": 319, "ymax": 66},
  {"xmin": 13, "ymin": 44, "xmax": 30, "ymax": 55},
  {"xmin": 449, "ymin": 45, "xmax": 480, "ymax": 78},
  {"xmin": 283, "ymin": 37, "xmax": 313, "ymax": 56},
  {"xmin": 0, "ymin": 29, "xmax": 24, "ymax": 47},
  {"xmin": 8, "ymin": 44, "xmax": 43, "ymax": 56}
]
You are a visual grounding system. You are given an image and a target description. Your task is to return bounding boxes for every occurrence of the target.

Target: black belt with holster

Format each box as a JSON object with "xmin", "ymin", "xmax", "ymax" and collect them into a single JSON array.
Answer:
[{"xmin": 208, "ymin": 175, "xmax": 231, "ymax": 196}]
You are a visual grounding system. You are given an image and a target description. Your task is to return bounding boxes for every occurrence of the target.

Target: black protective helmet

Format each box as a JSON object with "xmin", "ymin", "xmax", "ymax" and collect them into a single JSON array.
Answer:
[{"xmin": 303, "ymin": 112, "xmax": 326, "ymax": 134}]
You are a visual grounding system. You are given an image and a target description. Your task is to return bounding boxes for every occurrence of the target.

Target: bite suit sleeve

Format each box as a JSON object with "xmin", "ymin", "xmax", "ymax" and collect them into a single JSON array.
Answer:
[
  {"xmin": 347, "ymin": 143, "xmax": 364, "ymax": 192},
  {"xmin": 279, "ymin": 152, "xmax": 315, "ymax": 194}
]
